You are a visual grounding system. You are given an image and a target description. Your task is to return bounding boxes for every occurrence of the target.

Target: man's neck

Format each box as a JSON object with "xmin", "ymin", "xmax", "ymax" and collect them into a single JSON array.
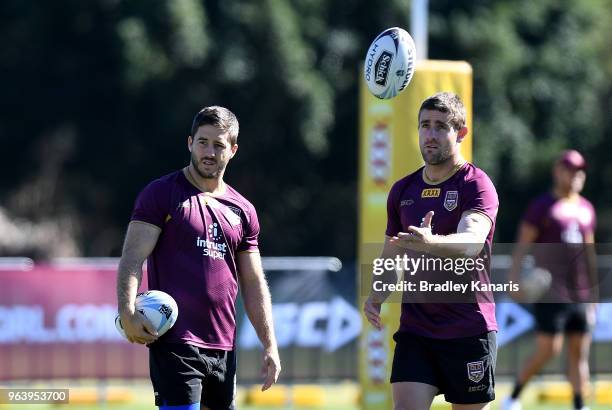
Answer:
[
  {"xmin": 184, "ymin": 165, "xmax": 226, "ymax": 195},
  {"xmin": 553, "ymin": 187, "xmax": 579, "ymax": 201},
  {"xmin": 423, "ymin": 156, "xmax": 465, "ymax": 183}
]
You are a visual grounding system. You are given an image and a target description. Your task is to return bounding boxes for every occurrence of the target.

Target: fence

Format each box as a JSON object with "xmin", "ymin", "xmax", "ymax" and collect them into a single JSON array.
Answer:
[
  {"xmin": 1, "ymin": 255, "xmax": 611, "ymax": 383},
  {"xmin": 0, "ymin": 257, "xmax": 359, "ymax": 383}
]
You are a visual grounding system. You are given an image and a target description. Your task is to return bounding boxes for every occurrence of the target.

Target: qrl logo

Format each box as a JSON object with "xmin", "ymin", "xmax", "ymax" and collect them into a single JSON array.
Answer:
[{"xmin": 375, "ymin": 51, "xmax": 393, "ymax": 86}]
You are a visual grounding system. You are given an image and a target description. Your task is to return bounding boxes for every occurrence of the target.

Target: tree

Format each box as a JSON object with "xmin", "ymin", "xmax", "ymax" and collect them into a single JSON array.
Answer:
[
  {"xmin": 0, "ymin": 0, "xmax": 610, "ymax": 258},
  {"xmin": 429, "ymin": 0, "xmax": 612, "ymax": 240}
]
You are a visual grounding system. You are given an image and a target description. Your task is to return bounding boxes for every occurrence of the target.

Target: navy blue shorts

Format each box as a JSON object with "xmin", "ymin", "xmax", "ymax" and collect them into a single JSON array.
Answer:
[
  {"xmin": 533, "ymin": 303, "xmax": 592, "ymax": 334},
  {"xmin": 149, "ymin": 343, "xmax": 236, "ymax": 409},
  {"xmin": 391, "ymin": 331, "xmax": 496, "ymax": 404}
]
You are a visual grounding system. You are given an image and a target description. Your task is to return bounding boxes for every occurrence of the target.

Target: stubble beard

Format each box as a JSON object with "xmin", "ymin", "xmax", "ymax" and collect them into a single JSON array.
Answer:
[
  {"xmin": 422, "ymin": 146, "xmax": 453, "ymax": 166},
  {"xmin": 191, "ymin": 155, "xmax": 222, "ymax": 179}
]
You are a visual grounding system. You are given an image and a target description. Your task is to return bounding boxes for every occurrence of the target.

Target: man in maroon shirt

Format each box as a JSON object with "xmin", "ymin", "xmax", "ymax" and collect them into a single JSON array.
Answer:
[
  {"xmin": 116, "ymin": 106, "xmax": 280, "ymax": 410},
  {"xmin": 503, "ymin": 150, "xmax": 597, "ymax": 410},
  {"xmin": 364, "ymin": 92, "xmax": 499, "ymax": 410}
]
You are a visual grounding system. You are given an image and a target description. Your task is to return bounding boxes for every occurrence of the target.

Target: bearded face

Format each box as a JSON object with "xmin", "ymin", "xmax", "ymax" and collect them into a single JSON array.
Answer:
[
  {"xmin": 189, "ymin": 125, "xmax": 237, "ymax": 179},
  {"xmin": 418, "ymin": 109, "xmax": 464, "ymax": 166}
]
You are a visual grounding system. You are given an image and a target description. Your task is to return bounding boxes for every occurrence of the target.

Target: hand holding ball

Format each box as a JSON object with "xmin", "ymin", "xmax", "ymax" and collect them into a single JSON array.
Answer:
[{"xmin": 115, "ymin": 290, "xmax": 178, "ymax": 341}]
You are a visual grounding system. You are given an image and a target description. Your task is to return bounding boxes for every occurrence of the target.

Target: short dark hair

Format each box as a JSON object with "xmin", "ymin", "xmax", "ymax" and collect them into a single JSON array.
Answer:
[
  {"xmin": 191, "ymin": 106, "xmax": 239, "ymax": 145},
  {"xmin": 418, "ymin": 92, "xmax": 466, "ymax": 130}
]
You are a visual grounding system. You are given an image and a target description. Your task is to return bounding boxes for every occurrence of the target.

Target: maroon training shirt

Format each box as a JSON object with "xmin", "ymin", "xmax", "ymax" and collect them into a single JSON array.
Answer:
[
  {"xmin": 386, "ymin": 162, "xmax": 499, "ymax": 338},
  {"xmin": 131, "ymin": 170, "xmax": 259, "ymax": 350}
]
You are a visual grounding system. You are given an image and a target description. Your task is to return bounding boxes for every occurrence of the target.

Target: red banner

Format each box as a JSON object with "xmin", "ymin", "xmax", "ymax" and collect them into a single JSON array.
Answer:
[{"xmin": 0, "ymin": 263, "xmax": 149, "ymax": 380}]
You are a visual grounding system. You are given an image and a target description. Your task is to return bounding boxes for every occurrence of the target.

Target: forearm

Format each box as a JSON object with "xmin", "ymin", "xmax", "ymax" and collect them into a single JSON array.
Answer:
[
  {"xmin": 117, "ymin": 257, "xmax": 144, "ymax": 314},
  {"xmin": 368, "ymin": 268, "xmax": 401, "ymax": 303},
  {"xmin": 422, "ymin": 232, "xmax": 485, "ymax": 257},
  {"xmin": 242, "ymin": 277, "xmax": 277, "ymax": 351},
  {"xmin": 116, "ymin": 221, "xmax": 160, "ymax": 314},
  {"xmin": 368, "ymin": 239, "xmax": 403, "ymax": 303}
]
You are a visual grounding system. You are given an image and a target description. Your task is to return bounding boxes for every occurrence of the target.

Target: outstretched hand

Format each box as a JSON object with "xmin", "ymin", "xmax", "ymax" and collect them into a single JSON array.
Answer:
[{"xmin": 390, "ymin": 211, "xmax": 435, "ymax": 249}]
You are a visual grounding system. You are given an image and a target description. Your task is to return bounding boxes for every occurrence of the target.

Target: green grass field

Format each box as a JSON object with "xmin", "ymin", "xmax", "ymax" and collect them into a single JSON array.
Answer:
[
  {"xmin": 4, "ymin": 379, "xmax": 611, "ymax": 410},
  {"xmin": 5, "ymin": 403, "xmax": 611, "ymax": 410}
]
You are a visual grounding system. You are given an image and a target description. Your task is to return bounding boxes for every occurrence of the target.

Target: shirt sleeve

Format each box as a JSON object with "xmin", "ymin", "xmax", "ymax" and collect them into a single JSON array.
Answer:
[
  {"xmin": 586, "ymin": 200, "xmax": 597, "ymax": 233},
  {"xmin": 385, "ymin": 182, "xmax": 403, "ymax": 237},
  {"xmin": 461, "ymin": 173, "xmax": 499, "ymax": 225},
  {"xmin": 131, "ymin": 180, "xmax": 171, "ymax": 229},
  {"xmin": 238, "ymin": 204, "xmax": 260, "ymax": 252},
  {"xmin": 522, "ymin": 197, "xmax": 546, "ymax": 229}
]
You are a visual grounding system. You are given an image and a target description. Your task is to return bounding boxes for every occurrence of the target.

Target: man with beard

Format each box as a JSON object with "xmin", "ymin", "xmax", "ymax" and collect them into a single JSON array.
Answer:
[
  {"xmin": 364, "ymin": 92, "xmax": 499, "ymax": 410},
  {"xmin": 116, "ymin": 106, "xmax": 280, "ymax": 410},
  {"xmin": 503, "ymin": 150, "xmax": 597, "ymax": 410}
]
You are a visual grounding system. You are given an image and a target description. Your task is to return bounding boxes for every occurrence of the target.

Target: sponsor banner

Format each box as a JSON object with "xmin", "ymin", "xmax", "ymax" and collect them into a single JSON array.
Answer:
[
  {"xmin": 238, "ymin": 263, "xmax": 361, "ymax": 352},
  {"xmin": 235, "ymin": 264, "xmax": 362, "ymax": 382},
  {"xmin": 0, "ymin": 259, "xmax": 609, "ymax": 382},
  {"xmin": 0, "ymin": 260, "xmax": 362, "ymax": 382},
  {"xmin": 0, "ymin": 265, "xmax": 149, "ymax": 380},
  {"xmin": 239, "ymin": 297, "xmax": 361, "ymax": 352}
]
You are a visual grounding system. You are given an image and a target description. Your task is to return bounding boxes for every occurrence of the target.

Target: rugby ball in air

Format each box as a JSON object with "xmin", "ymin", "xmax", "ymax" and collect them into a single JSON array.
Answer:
[
  {"xmin": 364, "ymin": 27, "xmax": 416, "ymax": 99},
  {"xmin": 115, "ymin": 290, "xmax": 178, "ymax": 339}
]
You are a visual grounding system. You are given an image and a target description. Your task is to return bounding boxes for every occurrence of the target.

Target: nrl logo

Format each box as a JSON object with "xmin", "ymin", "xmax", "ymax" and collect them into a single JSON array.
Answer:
[{"xmin": 467, "ymin": 361, "xmax": 485, "ymax": 383}]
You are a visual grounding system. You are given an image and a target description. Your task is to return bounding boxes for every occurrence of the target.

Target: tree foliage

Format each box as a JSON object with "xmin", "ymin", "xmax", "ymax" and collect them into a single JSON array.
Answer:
[
  {"xmin": 429, "ymin": 0, "xmax": 611, "ymax": 240},
  {"xmin": 0, "ymin": 0, "xmax": 610, "ymax": 258}
]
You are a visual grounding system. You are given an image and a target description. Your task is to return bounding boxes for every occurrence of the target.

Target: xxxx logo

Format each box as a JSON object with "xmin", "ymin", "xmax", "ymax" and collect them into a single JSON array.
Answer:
[{"xmin": 421, "ymin": 188, "xmax": 441, "ymax": 198}]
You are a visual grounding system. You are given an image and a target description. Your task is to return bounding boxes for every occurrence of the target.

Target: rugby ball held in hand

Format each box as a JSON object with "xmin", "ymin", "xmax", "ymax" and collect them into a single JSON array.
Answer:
[
  {"xmin": 115, "ymin": 290, "xmax": 178, "ymax": 339},
  {"xmin": 364, "ymin": 27, "xmax": 416, "ymax": 99},
  {"xmin": 521, "ymin": 267, "xmax": 552, "ymax": 302}
]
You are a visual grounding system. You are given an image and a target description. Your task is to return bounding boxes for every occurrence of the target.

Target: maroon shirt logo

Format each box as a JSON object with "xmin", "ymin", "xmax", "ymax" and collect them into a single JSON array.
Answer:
[{"xmin": 444, "ymin": 190, "xmax": 459, "ymax": 211}]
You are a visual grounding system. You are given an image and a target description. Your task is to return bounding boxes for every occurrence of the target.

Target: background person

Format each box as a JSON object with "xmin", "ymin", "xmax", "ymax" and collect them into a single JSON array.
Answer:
[{"xmin": 504, "ymin": 149, "xmax": 597, "ymax": 410}]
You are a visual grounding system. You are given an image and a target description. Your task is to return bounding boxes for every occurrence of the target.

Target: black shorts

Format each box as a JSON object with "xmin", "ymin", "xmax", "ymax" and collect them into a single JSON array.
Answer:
[
  {"xmin": 533, "ymin": 303, "xmax": 591, "ymax": 334},
  {"xmin": 391, "ymin": 331, "xmax": 496, "ymax": 404},
  {"xmin": 149, "ymin": 343, "xmax": 236, "ymax": 409}
]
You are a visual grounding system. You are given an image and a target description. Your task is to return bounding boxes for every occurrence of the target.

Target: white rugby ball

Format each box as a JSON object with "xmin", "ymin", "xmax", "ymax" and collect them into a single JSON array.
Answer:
[
  {"xmin": 364, "ymin": 27, "xmax": 416, "ymax": 99},
  {"xmin": 521, "ymin": 267, "xmax": 552, "ymax": 302},
  {"xmin": 115, "ymin": 290, "xmax": 178, "ymax": 339}
]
